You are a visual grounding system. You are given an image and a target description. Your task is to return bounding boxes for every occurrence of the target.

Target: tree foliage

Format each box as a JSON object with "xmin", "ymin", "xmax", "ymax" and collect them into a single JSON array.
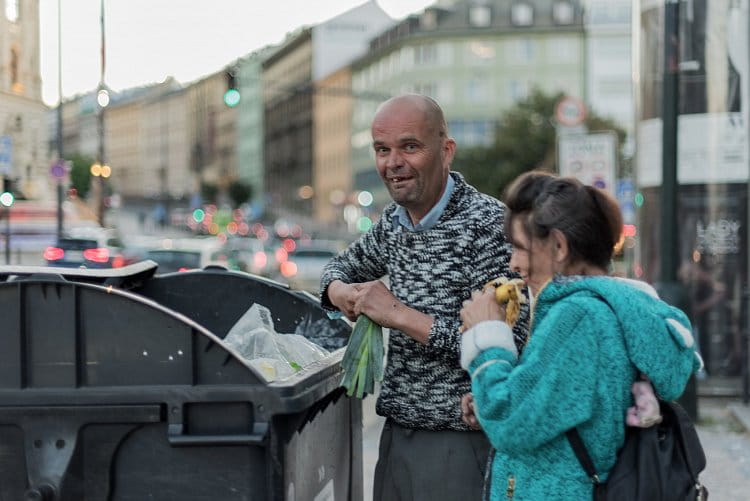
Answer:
[
  {"xmin": 453, "ymin": 89, "xmax": 627, "ymax": 200},
  {"xmin": 67, "ymin": 153, "xmax": 95, "ymax": 199}
]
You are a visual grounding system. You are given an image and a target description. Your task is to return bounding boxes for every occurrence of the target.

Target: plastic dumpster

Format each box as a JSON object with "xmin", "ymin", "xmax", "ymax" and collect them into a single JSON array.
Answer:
[{"xmin": 0, "ymin": 263, "xmax": 360, "ymax": 501}]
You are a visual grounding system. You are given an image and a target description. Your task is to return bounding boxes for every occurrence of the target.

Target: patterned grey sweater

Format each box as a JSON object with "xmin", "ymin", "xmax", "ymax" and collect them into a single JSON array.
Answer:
[{"xmin": 321, "ymin": 172, "xmax": 528, "ymax": 430}]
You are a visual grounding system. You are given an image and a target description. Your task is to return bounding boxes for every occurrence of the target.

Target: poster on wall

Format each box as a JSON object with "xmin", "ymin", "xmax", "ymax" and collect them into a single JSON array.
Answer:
[{"xmin": 637, "ymin": 0, "xmax": 750, "ymax": 187}]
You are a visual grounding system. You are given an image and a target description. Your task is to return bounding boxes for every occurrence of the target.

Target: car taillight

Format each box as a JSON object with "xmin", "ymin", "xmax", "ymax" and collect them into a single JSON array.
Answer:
[
  {"xmin": 280, "ymin": 260, "xmax": 297, "ymax": 278},
  {"xmin": 111, "ymin": 254, "xmax": 125, "ymax": 268},
  {"xmin": 178, "ymin": 267, "xmax": 190, "ymax": 272},
  {"xmin": 275, "ymin": 247, "xmax": 288, "ymax": 263},
  {"xmin": 43, "ymin": 246, "xmax": 64, "ymax": 261},
  {"xmin": 83, "ymin": 247, "xmax": 110, "ymax": 263},
  {"xmin": 253, "ymin": 251, "xmax": 268, "ymax": 270}
]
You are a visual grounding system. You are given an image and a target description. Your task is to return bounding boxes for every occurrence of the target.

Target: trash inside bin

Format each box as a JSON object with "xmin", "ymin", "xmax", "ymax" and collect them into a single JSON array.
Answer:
[{"xmin": 0, "ymin": 264, "xmax": 361, "ymax": 501}]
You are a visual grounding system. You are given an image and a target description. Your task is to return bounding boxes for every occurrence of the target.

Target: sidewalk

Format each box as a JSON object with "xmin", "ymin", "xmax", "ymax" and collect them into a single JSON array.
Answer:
[{"xmin": 728, "ymin": 400, "xmax": 750, "ymax": 433}]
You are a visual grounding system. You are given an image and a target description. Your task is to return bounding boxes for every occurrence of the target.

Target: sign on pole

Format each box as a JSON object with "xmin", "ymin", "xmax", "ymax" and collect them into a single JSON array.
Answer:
[
  {"xmin": 557, "ymin": 131, "xmax": 618, "ymax": 195},
  {"xmin": 0, "ymin": 136, "xmax": 11, "ymax": 175}
]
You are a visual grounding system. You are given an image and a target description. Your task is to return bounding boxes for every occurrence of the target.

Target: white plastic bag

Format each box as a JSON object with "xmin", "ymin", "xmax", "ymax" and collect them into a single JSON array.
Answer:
[{"xmin": 223, "ymin": 304, "xmax": 329, "ymax": 382}]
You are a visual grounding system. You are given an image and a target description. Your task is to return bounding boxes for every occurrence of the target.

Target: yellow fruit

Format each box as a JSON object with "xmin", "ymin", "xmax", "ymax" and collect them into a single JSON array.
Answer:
[{"xmin": 495, "ymin": 284, "xmax": 513, "ymax": 303}]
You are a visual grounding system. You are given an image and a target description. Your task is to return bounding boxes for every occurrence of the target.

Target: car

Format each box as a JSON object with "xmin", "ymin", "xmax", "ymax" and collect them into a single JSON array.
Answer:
[
  {"xmin": 276, "ymin": 243, "xmax": 341, "ymax": 293},
  {"xmin": 143, "ymin": 237, "xmax": 223, "ymax": 274},
  {"xmin": 212, "ymin": 236, "xmax": 274, "ymax": 276},
  {"xmin": 43, "ymin": 227, "xmax": 124, "ymax": 268}
]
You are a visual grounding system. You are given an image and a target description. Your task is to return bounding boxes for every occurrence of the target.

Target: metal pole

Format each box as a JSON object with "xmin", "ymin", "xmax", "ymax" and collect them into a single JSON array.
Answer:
[
  {"xmin": 56, "ymin": 0, "xmax": 64, "ymax": 240},
  {"xmin": 745, "ymin": 0, "xmax": 750, "ymax": 406},
  {"xmin": 660, "ymin": 0, "xmax": 679, "ymax": 284},
  {"xmin": 97, "ymin": 0, "xmax": 106, "ymax": 227},
  {"xmin": 4, "ymin": 208, "xmax": 9, "ymax": 264},
  {"xmin": 656, "ymin": 0, "xmax": 698, "ymax": 420}
]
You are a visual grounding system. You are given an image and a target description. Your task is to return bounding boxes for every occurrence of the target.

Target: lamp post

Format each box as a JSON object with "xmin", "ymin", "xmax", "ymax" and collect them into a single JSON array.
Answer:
[
  {"xmin": 0, "ymin": 188, "xmax": 13, "ymax": 264},
  {"xmin": 56, "ymin": 0, "xmax": 64, "ymax": 240},
  {"xmin": 95, "ymin": 0, "xmax": 108, "ymax": 226}
]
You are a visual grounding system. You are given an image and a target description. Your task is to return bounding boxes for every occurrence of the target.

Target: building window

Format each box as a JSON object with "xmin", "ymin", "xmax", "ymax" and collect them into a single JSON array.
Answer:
[
  {"xmin": 509, "ymin": 80, "xmax": 530, "ymax": 102},
  {"xmin": 509, "ymin": 39, "xmax": 535, "ymax": 62},
  {"xmin": 469, "ymin": 6, "xmax": 491, "ymax": 27},
  {"xmin": 449, "ymin": 120, "xmax": 494, "ymax": 146},
  {"xmin": 5, "ymin": 0, "xmax": 19, "ymax": 22},
  {"xmin": 421, "ymin": 9, "xmax": 437, "ymax": 30},
  {"xmin": 466, "ymin": 79, "xmax": 488, "ymax": 103},
  {"xmin": 468, "ymin": 40, "xmax": 496, "ymax": 61},
  {"xmin": 10, "ymin": 48, "xmax": 22, "ymax": 93},
  {"xmin": 552, "ymin": 1, "xmax": 575, "ymax": 25},
  {"xmin": 414, "ymin": 43, "xmax": 438, "ymax": 65},
  {"xmin": 548, "ymin": 37, "xmax": 578, "ymax": 62},
  {"xmin": 511, "ymin": 2, "xmax": 533, "ymax": 26}
]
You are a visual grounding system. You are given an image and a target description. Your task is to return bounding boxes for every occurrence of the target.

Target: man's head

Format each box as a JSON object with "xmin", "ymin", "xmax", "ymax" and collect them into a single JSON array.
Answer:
[{"xmin": 371, "ymin": 94, "xmax": 456, "ymax": 223}]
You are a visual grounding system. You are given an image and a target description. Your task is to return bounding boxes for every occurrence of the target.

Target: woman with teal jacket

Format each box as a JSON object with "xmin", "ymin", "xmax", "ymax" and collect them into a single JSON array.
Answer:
[{"xmin": 459, "ymin": 172, "xmax": 701, "ymax": 500}]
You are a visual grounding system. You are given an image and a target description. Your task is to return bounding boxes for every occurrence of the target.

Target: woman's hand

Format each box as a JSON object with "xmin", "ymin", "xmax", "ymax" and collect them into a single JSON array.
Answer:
[{"xmin": 460, "ymin": 288, "xmax": 504, "ymax": 331}]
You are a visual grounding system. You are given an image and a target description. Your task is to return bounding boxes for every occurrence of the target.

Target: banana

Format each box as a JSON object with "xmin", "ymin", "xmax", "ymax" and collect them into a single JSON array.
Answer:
[
  {"xmin": 485, "ymin": 277, "xmax": 526, "ymax": 327},
  {"xmin": 459, "ymin": 277, "xmax": 526, "ymax": 333}
]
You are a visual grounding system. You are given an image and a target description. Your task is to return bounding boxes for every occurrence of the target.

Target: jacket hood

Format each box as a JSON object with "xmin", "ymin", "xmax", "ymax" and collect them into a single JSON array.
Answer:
[{"xmin": 537, "ymin": 276, "xmax": 701, "ymax": 400}]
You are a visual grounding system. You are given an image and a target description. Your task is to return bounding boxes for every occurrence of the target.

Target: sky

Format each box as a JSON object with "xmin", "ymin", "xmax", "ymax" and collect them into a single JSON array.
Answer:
[{"xmin": 38, "ymin": 0, "xmax": 437, "ymax": 106}]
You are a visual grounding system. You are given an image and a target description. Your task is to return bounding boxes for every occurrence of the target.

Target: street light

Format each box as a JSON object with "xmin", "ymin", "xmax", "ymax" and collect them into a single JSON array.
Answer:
[{"xmin": 1, "ymin": 186, "xmax": 13, "ymax": 264}]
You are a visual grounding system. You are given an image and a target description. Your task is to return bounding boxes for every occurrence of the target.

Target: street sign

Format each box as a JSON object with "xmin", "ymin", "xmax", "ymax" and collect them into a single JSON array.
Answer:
[
  {"xmin": 50, "ymin": 160, "xmax": 68, "ymax": 180},
  {"xmin": 558, "ymin": 131, "xmax": 618, "ymax": 196},
  {"xmin": 555, "ymin": 96, "xmax": 586, "ymax": 127},
  {"xmin": 0, "ymin": 136, "xmax": 11, "ymax": 175}
]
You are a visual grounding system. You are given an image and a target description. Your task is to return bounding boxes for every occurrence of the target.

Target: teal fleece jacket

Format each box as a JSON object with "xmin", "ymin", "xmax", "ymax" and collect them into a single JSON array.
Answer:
[{"xmin": 460, "ymin": 276, "xmax": 700, "ymax": 501}]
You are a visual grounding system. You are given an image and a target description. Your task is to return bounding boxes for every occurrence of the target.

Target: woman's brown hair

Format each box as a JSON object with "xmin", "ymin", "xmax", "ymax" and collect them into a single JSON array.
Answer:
[{"xmin": 504, "ymin": 171, "xmax": 623, "ymax": 270}]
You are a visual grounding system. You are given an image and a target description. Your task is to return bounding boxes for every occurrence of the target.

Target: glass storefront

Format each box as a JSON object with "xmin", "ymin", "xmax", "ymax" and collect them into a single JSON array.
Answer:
[{"xmin": 636, "ymin": 0, "xmax": 749, "ymax": 390}]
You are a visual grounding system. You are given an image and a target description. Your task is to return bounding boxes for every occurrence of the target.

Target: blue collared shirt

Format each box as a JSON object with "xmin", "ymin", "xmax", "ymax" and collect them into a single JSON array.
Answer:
[{"xmin": 392, "ymin": 174, "xmax": 455, "ymax": 232}]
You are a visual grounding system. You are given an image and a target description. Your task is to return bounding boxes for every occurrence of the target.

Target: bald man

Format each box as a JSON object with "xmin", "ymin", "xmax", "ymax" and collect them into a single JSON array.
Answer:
[{"xmin": 321, "ymin": 95, "xmax": 527, "ymax": 500}]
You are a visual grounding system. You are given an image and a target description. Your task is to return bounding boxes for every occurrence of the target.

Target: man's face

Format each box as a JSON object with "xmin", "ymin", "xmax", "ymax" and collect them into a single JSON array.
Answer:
[{"xmin": 371, "ymin": 102, "xmax": 455, "ymax": 221}]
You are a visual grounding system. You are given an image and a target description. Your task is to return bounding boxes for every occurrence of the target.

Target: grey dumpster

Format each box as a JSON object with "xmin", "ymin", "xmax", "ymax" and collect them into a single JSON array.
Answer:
[{"xmin": 0, "ymin": 262, "xmax": 360, "ymax": 501}]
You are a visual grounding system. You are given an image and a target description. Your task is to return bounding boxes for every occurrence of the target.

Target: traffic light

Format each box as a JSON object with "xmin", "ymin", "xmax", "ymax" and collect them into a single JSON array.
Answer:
[
  {"xmin": 223, "ymin": 69, "xmax": 240, "ymax": 108},
  {"xmin": 1, "ymin": 177, "xmax": 13, "ymax": 207}
]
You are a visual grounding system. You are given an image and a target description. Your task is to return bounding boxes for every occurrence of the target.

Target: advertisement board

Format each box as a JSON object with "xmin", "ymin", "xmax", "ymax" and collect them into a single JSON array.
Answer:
[{"xmin": 557, "ymin": 131, "xmax": 618, "ymax": 195}]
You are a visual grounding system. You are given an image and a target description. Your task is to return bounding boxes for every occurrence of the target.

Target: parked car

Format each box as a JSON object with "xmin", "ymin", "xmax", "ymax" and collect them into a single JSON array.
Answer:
[
  {"xmin": 43, "ymin": 227, "xmax": 124, "ymax": 269},
  {"xmin": 143, "ymin": 237, "xmax": 223, "ymax": 274},
  {"xmin": 212, "ymin": 236, "xmax": 275, "ymax": 276},
  {"xmin": 276, "ymin": 242, "xmax": 341, "ymax": 293}
]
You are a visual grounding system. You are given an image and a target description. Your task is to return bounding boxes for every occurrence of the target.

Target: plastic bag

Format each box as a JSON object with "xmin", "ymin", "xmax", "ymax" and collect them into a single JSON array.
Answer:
[{"xmin": 223, "ymin": 304, "xmax": 329, "ymax": 382}]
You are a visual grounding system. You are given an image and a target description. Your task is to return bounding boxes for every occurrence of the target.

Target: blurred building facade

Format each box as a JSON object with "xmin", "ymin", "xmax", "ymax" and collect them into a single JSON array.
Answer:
[
  {"xmin": 584, "ymin": 0, "xmax": 633, "ymax": 152},
  {"xmin": 262, "ymin": 0, "xmax": 393, "ymax": 220},
  {"xmin": 0, "ymin": 0, "xmax": 49, "ymax": 200},
  {"xmin": 313, "ymin": 67, "xmax": 354, "ymax": 225},
  {"xmin": 349, "ymin": 0, "xmax": 586, "ymax": 207}
]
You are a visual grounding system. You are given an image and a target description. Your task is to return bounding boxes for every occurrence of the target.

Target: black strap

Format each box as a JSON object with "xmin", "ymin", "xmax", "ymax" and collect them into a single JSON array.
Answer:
[{"xmin": 566, "ymin": 429, "xmax": 601, "ymax": 484}]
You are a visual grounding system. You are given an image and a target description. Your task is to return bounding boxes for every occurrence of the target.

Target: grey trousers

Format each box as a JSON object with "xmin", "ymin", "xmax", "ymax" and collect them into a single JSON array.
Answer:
[{"xmin": 373, "ymin": 420, "xmax": 491, "ymax": 501}]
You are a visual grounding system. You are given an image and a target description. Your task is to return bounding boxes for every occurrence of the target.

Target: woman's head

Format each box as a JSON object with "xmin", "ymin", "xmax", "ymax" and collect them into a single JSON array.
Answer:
[{"xmin": 503, "ymin": 170, "xmax": 622, "ymax": 292}]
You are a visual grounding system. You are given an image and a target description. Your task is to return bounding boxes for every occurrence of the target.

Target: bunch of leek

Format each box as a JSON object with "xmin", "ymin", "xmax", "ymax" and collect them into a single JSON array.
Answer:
[{"xmin": 340, "ymin": 315, "xmax": 384, "ymax": 398}]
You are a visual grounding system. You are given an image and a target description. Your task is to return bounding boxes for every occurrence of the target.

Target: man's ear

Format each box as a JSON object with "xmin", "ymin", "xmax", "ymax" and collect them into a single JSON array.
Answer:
[{"xmin": 550, "ymin": 228, "xmax": 569, "ymax": 264}]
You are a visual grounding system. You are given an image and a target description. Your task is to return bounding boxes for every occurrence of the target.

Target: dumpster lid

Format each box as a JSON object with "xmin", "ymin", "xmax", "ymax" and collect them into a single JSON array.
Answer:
[{"xmin": 0, "ymin": 260, "xmax": 158, "ymax": 290}]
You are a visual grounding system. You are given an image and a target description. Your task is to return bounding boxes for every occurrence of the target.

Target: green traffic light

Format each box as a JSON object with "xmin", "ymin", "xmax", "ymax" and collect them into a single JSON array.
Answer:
[
  {"xmin": 634, "ymin": 192, "xmax": 644, "ymax": 207},
  {"xmin": 192, "ymin": 208, "xmax": 205, "ymax": 223},
  {"xmin": 223, "ymin": 89, "xmax": 241, "ymax": 107},
  {"xmin": 0, "ymin": 192, "xmax": 13, "ymax": 207}
]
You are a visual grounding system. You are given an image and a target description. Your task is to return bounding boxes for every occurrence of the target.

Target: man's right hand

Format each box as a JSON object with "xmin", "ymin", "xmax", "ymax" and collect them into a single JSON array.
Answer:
[
  {"xmin": 461, "ymin": 393, "xmax": 482, "ymax": 430},
  {"xmin": 327, "ymin": 280, "xmax": 360, "ymax": 321}
]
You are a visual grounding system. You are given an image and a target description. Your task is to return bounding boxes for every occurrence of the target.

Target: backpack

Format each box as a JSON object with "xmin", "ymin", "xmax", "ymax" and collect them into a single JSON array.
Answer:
[{"xmin": 566, "ymin": 399, "xmax": 709, "ymax": 501}]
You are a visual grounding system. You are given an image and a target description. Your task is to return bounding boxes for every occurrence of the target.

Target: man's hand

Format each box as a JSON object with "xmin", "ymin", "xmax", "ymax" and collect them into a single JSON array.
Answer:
[
  {"xmin": 352, "ymin": 280, "xmax": 401, "ymax": 328},
  {"xmin": 461, "ymin": 393, "xmax": 481, "ymax": 430},
  {"xmin": 327, "ymin": 280, "xmax": 360, "ymax": 321}
]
